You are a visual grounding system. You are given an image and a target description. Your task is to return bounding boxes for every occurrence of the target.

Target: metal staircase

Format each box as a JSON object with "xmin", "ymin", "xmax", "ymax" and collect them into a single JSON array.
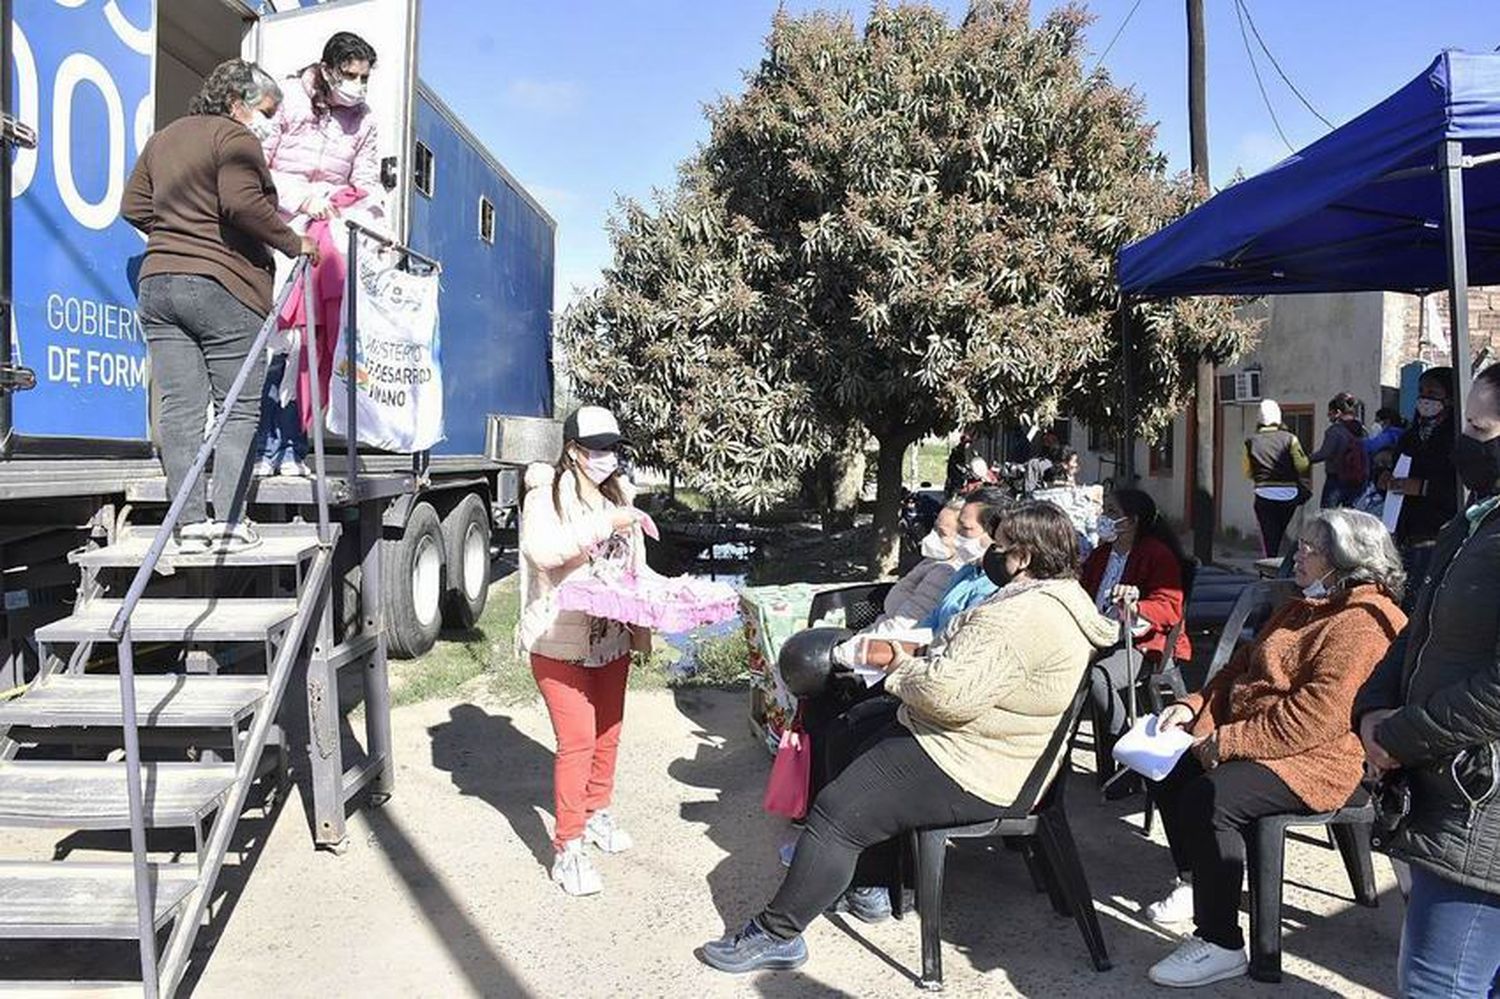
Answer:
[{"xmin": 0, "ymin": 261, "xmax": 390, "ymax": 996}]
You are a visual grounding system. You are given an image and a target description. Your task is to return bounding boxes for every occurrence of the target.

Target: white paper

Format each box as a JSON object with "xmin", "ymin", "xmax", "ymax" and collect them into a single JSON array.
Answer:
[
  {"xmin": 1111, "ymin": 713, "xmax": 1196, "ymax": 782},
  {"xmin": 852, "ymin": 663, "xmax": 888, "ymax": 688},
  {"xmin": 1382, "ymin": 454, "xmax": 1413, "ymax": 533}
]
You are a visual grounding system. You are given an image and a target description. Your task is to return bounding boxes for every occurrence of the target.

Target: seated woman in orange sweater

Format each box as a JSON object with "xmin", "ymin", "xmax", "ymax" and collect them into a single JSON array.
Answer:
[{"xmin": 1141, "ymin": 508, "xmax": 1406, "ymax": 989}]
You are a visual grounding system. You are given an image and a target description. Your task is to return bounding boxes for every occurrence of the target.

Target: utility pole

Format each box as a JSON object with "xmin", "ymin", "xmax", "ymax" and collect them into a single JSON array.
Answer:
[{"xmin": 1187, "ymin": 0, "xmax": 1216, "ymax": 564}]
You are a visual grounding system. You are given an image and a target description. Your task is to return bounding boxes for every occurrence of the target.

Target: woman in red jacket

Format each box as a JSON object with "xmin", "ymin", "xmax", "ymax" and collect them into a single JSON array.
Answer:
[{"xmin": 1080, "ymin": 489, "xmax": 1191, "ymax": 779}]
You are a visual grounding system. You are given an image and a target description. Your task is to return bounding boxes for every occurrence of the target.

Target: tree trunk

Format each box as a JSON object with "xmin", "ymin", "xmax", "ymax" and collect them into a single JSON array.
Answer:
[
  {"xmin": 871, "ymin": 433, "xmax": 912, "ymax": 576},
  {"xmin": 822, "ymin": 445, "xmax": 865, "ymax": 532}
]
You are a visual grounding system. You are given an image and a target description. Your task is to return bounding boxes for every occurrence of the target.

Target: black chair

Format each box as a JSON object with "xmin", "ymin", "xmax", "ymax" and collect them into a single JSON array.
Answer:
[
  {"xmin": 1246, "ymin": 799, "xmax": 1380, "ymax": 982},
  {"xmin": 807, "ymin": 582, "xmax": 895, "ymax": 631},
  {"xmin": 899, "ymin": 677, "xmax": 1111, "ymax": 989}
]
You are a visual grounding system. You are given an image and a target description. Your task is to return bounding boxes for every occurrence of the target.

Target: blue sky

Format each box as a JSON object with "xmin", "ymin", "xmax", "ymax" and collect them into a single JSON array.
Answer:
[{"xmin": 417, "ymin": 1, "xmax": 1500, "ymax": 307}]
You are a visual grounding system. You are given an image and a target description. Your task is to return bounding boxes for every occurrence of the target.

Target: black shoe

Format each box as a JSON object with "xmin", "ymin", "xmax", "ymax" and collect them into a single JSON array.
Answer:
[
  {"xmin": 700, "ymin": 920, "xmax": 809, "ymax": 973},
  {"xmin": 1105, "ymin": 772, "xmax": 1144, "ymax": 801}
]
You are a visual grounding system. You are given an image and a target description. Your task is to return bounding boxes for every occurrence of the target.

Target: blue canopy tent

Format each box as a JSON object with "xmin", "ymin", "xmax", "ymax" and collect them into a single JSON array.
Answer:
[{"xmin": 1114, "ymin": 50, "xmax": 1500, "ymax": 476}]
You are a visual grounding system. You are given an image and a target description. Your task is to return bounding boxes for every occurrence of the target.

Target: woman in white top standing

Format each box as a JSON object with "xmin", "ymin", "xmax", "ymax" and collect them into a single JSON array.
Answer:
[{"xmin": 519, "ymin": 405, "xmax": 647, "ymax": 896}]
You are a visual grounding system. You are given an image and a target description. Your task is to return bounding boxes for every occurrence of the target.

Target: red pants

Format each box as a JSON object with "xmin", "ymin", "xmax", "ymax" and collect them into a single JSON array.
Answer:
[{"xmin": 530, "ymin": 653, "xmax": 630, "ymax": 849}]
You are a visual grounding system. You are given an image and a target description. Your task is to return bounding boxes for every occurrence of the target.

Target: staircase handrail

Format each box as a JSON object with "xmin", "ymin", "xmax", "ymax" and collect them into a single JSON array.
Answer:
[{"xmin": 103, "ymin": 255, "xmax": 321, "ymax": 998}]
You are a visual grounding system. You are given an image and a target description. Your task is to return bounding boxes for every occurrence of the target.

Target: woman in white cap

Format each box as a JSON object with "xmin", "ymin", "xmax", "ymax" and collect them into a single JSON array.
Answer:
[
  {"xmin": 518, "ymin": 404, "xmax": 647, "ymax": 895},
  {"xmin": 1242, "ymin": 399, "xmax": 1312, "ymax": 559}
]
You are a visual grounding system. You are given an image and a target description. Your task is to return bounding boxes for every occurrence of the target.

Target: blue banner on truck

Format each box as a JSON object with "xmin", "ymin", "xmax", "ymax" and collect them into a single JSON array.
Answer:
[{"xmin": 10, "ymin": 0, "xmax": 154, "ymax": 441}]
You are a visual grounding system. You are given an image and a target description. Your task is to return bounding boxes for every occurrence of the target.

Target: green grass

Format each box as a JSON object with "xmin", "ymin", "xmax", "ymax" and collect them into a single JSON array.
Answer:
[
  {"xmin": 910, "ymin": 440, "xmax": 950, "ymax": 489},
  {"xmin": 390, "ymin": 572, "xmax": 750, "ymax": 708}
]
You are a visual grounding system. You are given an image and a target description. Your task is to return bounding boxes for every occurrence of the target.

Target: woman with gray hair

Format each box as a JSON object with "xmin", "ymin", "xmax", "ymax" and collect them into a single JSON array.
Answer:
[
  {"xmin": 123, "ymin": 59, "xmax": 316, "ymax": 553},
  {"xmin": 1131, "ymin": 507, "xmax": 1407, "ymax": 988}
]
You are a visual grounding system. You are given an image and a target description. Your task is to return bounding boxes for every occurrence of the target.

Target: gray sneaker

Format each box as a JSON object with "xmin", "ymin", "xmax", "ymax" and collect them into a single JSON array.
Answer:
[
  {"xmin": 551, "ymin": 839, "xmax": 603, "ymax": 896},
  {"xmin": 584, "ymin": 810, "xmax": 634, "ymax": 854}
]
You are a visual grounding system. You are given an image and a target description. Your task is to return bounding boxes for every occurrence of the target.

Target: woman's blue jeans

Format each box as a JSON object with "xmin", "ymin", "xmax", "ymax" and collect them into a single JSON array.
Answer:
[{"xmin": 1400, "ymin": 865, "xmax": 1500, "ymax": 998}]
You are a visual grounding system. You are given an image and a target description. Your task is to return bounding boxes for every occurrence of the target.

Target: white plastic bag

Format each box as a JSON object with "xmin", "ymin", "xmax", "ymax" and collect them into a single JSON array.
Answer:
[{"xmin": 326, "ymin": 244, "xmax": 444, "ymax": 452}]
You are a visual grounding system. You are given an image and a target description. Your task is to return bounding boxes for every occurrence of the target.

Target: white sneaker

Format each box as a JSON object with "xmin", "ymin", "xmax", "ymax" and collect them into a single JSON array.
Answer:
[
  {"xmin": 253, "ymin": 459, "xmax": 276, "ymax": 478},
  {"xmin": 1145, "ymin": 876, "xmax": 1195, "ymax": 925},
  {"xmin": 277, "ymin": 459, "xmax": 311, "ymax": 477},
  {"xmin": 551, "ymin": 839, "xmax": 603, "ymax": 896},
  {"xmin": 583, "ymin": 810, "xmax": 634, "ymax": 854},
  {"xmin": 1148, "ymin": 937, "xmax": 1248, "ymax": 988},
  {"xmin": 174, "ymin": 521, "xmax": 214, "ymax": 554},
  {"xmin": 199, "ymin": 520, "xmax": 261, "ymax": 554}
]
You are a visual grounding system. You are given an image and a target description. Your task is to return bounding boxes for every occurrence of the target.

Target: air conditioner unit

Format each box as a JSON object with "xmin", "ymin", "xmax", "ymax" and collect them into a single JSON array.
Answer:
[{"xmin": 1217, "ymin": 369, "xmax": 1263, "ymax": 405}]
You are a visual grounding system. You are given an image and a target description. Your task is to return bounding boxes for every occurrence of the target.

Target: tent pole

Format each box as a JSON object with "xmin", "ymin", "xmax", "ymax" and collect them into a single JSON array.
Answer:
[
  {"xmin": 1120, "ymin": 300, "xmax": 1136, "ymax": 483},
  {"xmin": 1440, "ymin": 140, "xmax": 1473, "ymax": 455}
]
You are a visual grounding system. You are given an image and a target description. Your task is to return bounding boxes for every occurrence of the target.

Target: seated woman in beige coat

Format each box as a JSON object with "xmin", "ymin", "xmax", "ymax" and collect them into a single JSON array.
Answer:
[{"xmin": 700, "ymin": 502, "xmax": 1119, "ymax": 974}]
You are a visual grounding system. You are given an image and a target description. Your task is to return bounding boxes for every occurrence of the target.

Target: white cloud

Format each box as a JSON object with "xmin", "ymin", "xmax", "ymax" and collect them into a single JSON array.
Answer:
[{"xmin": 503, "ymin": 79, "xmax": 582, "ymax": 115}]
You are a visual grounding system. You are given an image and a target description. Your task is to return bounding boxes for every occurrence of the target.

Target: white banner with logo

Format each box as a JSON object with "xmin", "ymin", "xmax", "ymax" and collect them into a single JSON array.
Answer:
[{"xmin": 327, "ymin": 243, "xmax": 444, "ymax": 452}]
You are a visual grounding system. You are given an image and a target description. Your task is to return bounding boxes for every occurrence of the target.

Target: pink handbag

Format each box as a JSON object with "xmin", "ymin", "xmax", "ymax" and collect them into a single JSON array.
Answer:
[{"xmin": 763, "ymin": 724, "xmax": 812, "ymax": 819}]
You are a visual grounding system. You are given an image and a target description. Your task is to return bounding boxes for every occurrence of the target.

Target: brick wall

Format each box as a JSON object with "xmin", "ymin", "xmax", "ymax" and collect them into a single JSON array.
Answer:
[{"xmin": 1395, "ymin": 286, "xmax": 1500, "ymax": 368}]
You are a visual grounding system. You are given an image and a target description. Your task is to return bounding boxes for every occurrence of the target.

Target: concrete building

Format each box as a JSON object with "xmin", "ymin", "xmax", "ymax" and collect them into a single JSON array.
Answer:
[{"xmin": 1035, "ymin": 288, "xmax": 1500, "ymax": 546}]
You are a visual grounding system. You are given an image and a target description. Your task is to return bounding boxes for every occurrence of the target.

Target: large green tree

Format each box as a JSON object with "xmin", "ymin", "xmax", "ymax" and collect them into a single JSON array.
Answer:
[{"xmin": 560, "ymin": 2, "xmax": 1254, "ymax": 570}]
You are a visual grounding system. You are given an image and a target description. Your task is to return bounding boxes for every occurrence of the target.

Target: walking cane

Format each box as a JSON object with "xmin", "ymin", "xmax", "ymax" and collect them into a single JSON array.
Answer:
[{"xmin": 1100, "ymin": 604, "xmax": 1140, "ymax": 797}]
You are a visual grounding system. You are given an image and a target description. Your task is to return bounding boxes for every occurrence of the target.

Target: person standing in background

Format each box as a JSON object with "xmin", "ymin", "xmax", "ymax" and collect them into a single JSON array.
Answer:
[
  {"xmin": 944, "ymin": 431, "xmax": 978, "ymax": 497},
  {"xmin": 1243, "ymin": 399, "xmax": 1311, "ymax": 558},
  {"xmin": 123, "ymin": 59, "xmax": 317, "ymax": 554},
  {"xmin": 1384, "ymin": 367, "xmax": 1459, "ymax": 605},
  {"xmin": 1309, "ymin": 392, "xmax": 1368, "ymax": 509}
]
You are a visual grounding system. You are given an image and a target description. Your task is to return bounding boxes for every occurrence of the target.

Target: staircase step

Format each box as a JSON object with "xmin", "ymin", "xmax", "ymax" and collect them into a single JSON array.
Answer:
[
  {"xmin": 0, "ymin": 675, "xmax": 266, "ymax": 729},
  {"xmin": 73, "ymin": 523, "xmax": 324, "ymax": 570},
  {"xmin": 0, "ymin": 761, "xmax": 238, "ymax": 830},
  {"xmin": 35, "ymin": 598, "xmax": 299, "ymax": 644},
  {"xmin": 0, "ymin": 982, "xmax": 144, "ymax": 996},
  {"xmin": 0, "ymin": 861, "xmax": 197, "ymax": 939}
]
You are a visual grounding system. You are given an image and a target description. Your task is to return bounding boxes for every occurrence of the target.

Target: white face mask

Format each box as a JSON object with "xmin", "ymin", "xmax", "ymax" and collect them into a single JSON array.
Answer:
[
  {"xmin": 1416, "ymin": 398, "xmax": 1445, "ymax": 420},
  {"xmin": 1370, "ymin": 422, "xmax": 1385, "ymax": 437},
  {"xmin": 1302, "ymin": 570, "xmax": 1335, "ymax": 600},
  {"xmin": 919, "ymin": 531, "xmax": 953, "ymax": 562},
  {"xmin": 579, "ymin": 448, "xmax": 619, "ymax": 484},
  {"xmin": 328, "ymin": 74, "xmax": 368, "ymax": 107},
  {"xmin": 954, "ymin": 534, "xmax": 988, "ymax": 565},
  {"xmin": 246, "ymin": 111, "xmax": 276, "ymax": 141}
]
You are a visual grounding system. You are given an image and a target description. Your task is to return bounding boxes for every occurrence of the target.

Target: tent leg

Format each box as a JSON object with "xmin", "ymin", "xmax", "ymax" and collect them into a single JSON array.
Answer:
[
  {"xmin": 1120, "ymin": 301, "xmax": 1136, "ymax": 483},
  {"xmin": 1441, "ymin": 140, "xmax": 1474, "ymax": 440}
]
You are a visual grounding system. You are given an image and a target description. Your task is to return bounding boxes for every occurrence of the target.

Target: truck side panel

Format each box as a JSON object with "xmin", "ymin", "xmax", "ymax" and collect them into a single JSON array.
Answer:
[
  {"xmin": 9, "ymin": 0, "xmax": 155, "ymax": 444},
  {"xmin": 409, "ymin": 86, "xmax": 555, "ymax": 456}
]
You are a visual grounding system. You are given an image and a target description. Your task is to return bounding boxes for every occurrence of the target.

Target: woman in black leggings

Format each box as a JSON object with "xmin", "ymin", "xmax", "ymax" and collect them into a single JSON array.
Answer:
[{"xmin": 700, "ymin": 503, "xmax": 1119, "ymax": 974}]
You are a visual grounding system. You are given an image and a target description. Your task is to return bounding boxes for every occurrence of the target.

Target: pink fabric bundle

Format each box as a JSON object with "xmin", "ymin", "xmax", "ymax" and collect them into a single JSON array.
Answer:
[{"xmin": 554, "ymin": 572, "xmax": 740, "ymax": 634}]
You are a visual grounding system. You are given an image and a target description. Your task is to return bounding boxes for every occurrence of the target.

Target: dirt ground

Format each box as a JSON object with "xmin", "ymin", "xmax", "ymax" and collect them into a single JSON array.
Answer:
[
  {"xmin": 171, "ymin": 684, "xmax": 1400, "ymax": 999},
  {"xmin": 3, "ymin": 682, "xmax": 1403, "ymax": 997}
]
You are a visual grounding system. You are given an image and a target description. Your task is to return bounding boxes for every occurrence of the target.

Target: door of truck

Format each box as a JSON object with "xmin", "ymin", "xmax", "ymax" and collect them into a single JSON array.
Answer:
[
  {"xmin": 245, "ymin": 0, "xmax": 418, "ymax": 244},
  {"xmin": 6, "ymin": 0, "xmax": 156, "ymax": 450}
]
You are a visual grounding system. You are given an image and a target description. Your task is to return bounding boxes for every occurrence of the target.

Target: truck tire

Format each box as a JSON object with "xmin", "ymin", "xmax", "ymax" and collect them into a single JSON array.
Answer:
[
  {"xmin": 383, "ymin": 502, "xmax": 445, "ymax": 659},
  {"xmin": 442, "ymin": 493, "xmax": 491, "ymax": 630}
]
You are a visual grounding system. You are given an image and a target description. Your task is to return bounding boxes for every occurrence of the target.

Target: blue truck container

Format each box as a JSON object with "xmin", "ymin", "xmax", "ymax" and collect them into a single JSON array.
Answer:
[{"xmin": 1, "ymin": 0, "xmax": 558, "ymax": 668}]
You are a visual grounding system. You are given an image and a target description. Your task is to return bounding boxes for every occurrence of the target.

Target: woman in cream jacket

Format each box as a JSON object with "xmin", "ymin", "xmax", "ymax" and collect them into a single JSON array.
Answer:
[{"xmin": 519, "ymin": 406, "xmax": 646, "ymax": 897}]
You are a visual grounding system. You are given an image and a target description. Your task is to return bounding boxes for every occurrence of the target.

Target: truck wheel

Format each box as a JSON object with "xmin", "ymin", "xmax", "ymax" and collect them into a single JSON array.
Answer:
[
  {"xmin": 383, "ymin": 502, "xmax": 445, "ymax": 659},
  {"xmin": 442, "ymin": 493, "xmax": 491, "ymax": 630}
]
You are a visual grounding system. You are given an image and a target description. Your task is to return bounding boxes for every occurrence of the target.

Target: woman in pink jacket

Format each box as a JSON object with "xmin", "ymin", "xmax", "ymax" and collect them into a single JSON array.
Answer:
[
  {"xmin": 252, "ymin": 31, "xmax": 384, "ymax": 477},
  {"xmin": 261, "ymin": 31, "xmax": 383, "ymax": 229}
]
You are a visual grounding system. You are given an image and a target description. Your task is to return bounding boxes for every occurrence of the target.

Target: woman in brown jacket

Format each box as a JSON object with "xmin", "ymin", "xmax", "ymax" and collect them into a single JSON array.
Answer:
[
  {"xmin": 122, "ymin": 59, "xmax": 315, "ymax": 553},
  {"xmin": 1142, "ymin": 508, "xmax": 1406, "ymax": 988}
]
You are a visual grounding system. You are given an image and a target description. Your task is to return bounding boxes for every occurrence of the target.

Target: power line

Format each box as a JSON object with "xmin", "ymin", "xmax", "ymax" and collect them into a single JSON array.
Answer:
[
  {"xmin": 1089, "ymin": 0, "xmax": 1145, "ymax": 77},
  {"xmin": 1234, "ymin": 0, "xmax": 1295, "ymax": 152},
  {"xmin": 1237, "ymin": 0, "xmax": 1336, "ymax": 129}
]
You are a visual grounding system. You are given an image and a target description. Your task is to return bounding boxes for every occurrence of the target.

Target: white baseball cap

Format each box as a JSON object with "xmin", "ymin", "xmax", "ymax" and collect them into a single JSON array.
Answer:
[{"xmin": 563, "ymin": 405, "xmax": 626, "ymax": 450}]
